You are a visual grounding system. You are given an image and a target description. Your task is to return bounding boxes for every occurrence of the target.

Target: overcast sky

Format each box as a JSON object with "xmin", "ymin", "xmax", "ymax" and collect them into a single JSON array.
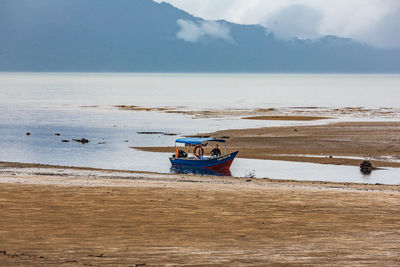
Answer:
[{"xmin": 155, "ymin": 0, "xmax": 400, "ymax": 49}]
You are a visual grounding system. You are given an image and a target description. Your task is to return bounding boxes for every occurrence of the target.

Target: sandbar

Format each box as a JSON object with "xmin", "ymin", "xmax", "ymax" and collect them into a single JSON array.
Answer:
[
  {"xmin": 243, "ymin": 115, "xmax": 331, "ymax": 121},
  {"xmin": 133, "ymin": 121, "xmax": 400, "ymax": 168}
]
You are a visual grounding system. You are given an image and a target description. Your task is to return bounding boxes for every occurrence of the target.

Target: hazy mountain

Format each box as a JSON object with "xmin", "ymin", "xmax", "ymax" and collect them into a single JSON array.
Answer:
[{"xmin": 1, "ymin": 0, "xmax": 399, "ymax": 73}]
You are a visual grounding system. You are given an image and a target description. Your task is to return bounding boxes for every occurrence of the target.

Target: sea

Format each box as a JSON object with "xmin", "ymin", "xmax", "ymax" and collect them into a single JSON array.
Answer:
[{"xmin": 1, "ymin": 73, "xmax": 400, "ymax": 184}]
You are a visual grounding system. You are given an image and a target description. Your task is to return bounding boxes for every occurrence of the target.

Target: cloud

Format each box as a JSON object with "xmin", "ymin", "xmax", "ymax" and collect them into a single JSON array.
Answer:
[
  {"xmin": 265, "ymin": 4, "xmax": 322, "ymax": 40},
  {"xmin": 176, "ymin": 20, "xmax": 203, "ymax": 42},
  {"xmin": 353, "ymin": 10, "xmax": 400, "ymax": 49},
  {"xmin": 156, "ymin": 0, "xmax": 400, "ymax": 49},
  {"xmin": 176, "ymin": 19, "xmax": 234, "ymax": 44}
]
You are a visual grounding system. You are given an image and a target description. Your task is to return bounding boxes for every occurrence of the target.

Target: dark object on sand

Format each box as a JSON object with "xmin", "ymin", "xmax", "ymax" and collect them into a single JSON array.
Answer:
[
  {"xmin": 73, "ymin": 138, "xmax": 90, "ymax": 144},
  {"xmin": 360, "ymin": 160, "xmax": 373, "ymax": 174},
  {"xmin": 62, "ymin": 140, "xmax": 70, "ymax": 143},
  {"xmin": 137, "ymin": 131, "xmax": 178, "ymax": 136},
  {"xmin": 137, "ymin": 131, "xmax": 164, "ymax": 135},
  {"xmin": 54, "ymin": 133, "xmax": 61, "ymax": 136},
  {"xmin": 26, "ymin": 132, "xmax": 31, "ymax": 136}
]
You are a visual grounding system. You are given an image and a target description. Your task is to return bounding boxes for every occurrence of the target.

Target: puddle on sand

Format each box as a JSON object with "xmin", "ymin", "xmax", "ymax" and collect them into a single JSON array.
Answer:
[
  {"xmin": 167, "ymin": 153, "xmax": 400, "ymax": 185},
  {"xmin": 231, "ymin": 158, "xmax": 400, "ymax": 185}
]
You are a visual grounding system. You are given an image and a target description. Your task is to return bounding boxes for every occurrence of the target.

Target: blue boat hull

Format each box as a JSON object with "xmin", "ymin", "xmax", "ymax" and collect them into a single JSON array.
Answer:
[
  {"xmin": 170, "ymin": 166, "xmax": 232, "ymax": 177},
  {"xmin": 170, "ymin": 151, "xmax": 238, "ymax": 170}
]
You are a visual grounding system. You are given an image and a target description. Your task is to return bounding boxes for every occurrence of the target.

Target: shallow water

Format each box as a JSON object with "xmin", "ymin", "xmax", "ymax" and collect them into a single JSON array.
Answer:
[
  {"xmin": 2, "ymin": 73, "xmax": 400, "ymax": 109},
  {"xmin": 1, "ymin": 73, "xmax": 400, "ymax": 184}
]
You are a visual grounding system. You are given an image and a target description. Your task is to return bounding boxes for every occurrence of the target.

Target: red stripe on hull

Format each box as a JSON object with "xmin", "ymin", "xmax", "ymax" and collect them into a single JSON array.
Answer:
[{"xmin": 205, "ymin": 158, "xmax": 234, "ymax": 171}]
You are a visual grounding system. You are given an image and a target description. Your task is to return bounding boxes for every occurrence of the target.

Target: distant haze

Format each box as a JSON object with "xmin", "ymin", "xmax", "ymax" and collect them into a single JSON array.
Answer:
[{"xmin": 0, "ymin": 0, "xmax": 399, "ymax": 73}]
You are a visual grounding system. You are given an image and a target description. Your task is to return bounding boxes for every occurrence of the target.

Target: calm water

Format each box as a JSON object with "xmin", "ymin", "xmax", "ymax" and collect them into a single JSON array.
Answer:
[
  {"xmin": 1, "ymin": 73, "xmax": 400, "ymax": 184},
  {"xmin": 2, "ymin": 73, "xmax": 400, "ymax": 109}
]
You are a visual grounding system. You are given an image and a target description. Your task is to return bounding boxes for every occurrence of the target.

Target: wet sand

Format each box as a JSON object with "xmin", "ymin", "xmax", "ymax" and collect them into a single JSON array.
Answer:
[
  {"xmin": 243, "ymin": 115, "xmax": 331, "ymax": 121},
  {"xmin": 0, "ymin": 162, "xmax": 399, "ymax": 266},
  {"xmin": 113, "ymin": 104, "xmax": 400, "ymax": 119},
  {"xmin": 134, "ymin": 122, "xmax": 400, "ymax": 168}
]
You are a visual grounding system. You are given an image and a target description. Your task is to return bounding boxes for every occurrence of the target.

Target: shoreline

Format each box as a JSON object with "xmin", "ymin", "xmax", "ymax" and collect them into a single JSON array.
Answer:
[
  {"xmin": 1, "ymin": 161, "xmax": 399, "ymax": 191},
  {"xmin": 242, "ymin": 115, "xmax": 332, "ymax": 121}
]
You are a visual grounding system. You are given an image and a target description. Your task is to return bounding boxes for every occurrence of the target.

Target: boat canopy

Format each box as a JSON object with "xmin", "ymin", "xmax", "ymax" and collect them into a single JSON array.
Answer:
[{"xmin": 175, "ymin": 137, "xmax": 226, "ymax": 145}]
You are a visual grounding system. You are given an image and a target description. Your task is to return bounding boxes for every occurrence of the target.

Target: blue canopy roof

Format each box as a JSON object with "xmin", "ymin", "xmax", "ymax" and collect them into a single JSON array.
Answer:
[{"xmin": 175, "ymin": 138, "xmax": 226, "ymax": 145}]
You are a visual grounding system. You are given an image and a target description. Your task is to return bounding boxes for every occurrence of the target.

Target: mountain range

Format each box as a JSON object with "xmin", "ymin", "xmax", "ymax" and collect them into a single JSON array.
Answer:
[{"xmin": 1, "ymin": 0, "xmax": 399, "ymax": 73}]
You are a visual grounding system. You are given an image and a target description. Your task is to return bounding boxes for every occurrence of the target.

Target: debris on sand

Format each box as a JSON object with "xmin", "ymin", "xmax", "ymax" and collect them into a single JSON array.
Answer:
[
  {"xmin": 360, "ymin": 160, "xmax": 373, "ymax": 174},
  {"xmin": 115, "ymin": 105, "xmax": 172, "ymax": 112},
  {"xmin": 136, "ymin": 131, "xmax": 178, "ymax": 136},
  {"xmin": 73, "ymin": 138, "xmax": 90, "ymax": 144},
  {"xmin": 186, "ymin": 135, "xmax": 211, "ymax": 138},
  {"xmin": 137, "ymin": 131, "xmax": 164, "ymax": 135}
]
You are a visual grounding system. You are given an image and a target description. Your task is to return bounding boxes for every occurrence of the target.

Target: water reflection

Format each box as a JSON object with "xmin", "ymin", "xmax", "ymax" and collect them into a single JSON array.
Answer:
[{"xmin": 170, "ymin": 166, "xmax": 232, "ymax": 177}]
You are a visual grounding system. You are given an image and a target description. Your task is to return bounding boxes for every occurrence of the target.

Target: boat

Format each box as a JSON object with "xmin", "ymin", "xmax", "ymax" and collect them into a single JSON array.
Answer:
[{"xmin": 169, "ymin": 137, "xmax": 238, "ymax": 172}]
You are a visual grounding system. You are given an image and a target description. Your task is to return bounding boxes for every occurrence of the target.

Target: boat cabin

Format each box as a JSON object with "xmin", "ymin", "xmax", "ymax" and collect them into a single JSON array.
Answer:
[{"xmin": 172, "ymin": 137, "xmax": 226, "ymax": 160}]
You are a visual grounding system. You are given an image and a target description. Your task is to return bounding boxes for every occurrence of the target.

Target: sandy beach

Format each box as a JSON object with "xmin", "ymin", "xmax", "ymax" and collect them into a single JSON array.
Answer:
[
  {"xmin": 0, "ymin": 162, "xmax": 399, "ymax": 266},
  {"xmin": 134, "ymin": 121, "xmax": 400, "ymax": 168}
]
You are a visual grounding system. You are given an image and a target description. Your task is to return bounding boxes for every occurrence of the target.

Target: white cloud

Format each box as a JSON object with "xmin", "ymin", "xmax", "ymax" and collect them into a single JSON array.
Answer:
[
  {"xmin": 265, "ymin": 4, "xmax": 322, "ymax": 40},
  {"xmin": 176, "ymin": 19, "xmax": 234, "ymax": 43},
  {"xmin": 352, "ymin": 9, "xmax": 400, "ymax": 49},
  {"xmin": 176, "ymin": 19, "xmax": 203, "ymax": 42},
  {"xmin": 155, "ymin": 0, "xmax": 400, "ymax": 49}
]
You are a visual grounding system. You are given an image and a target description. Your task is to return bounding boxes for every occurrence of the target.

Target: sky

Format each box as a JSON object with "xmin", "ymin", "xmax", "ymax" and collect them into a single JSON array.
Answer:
[{"xmin": 155, "ymin": 0, "xmax": 400, "ymax": 49}]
